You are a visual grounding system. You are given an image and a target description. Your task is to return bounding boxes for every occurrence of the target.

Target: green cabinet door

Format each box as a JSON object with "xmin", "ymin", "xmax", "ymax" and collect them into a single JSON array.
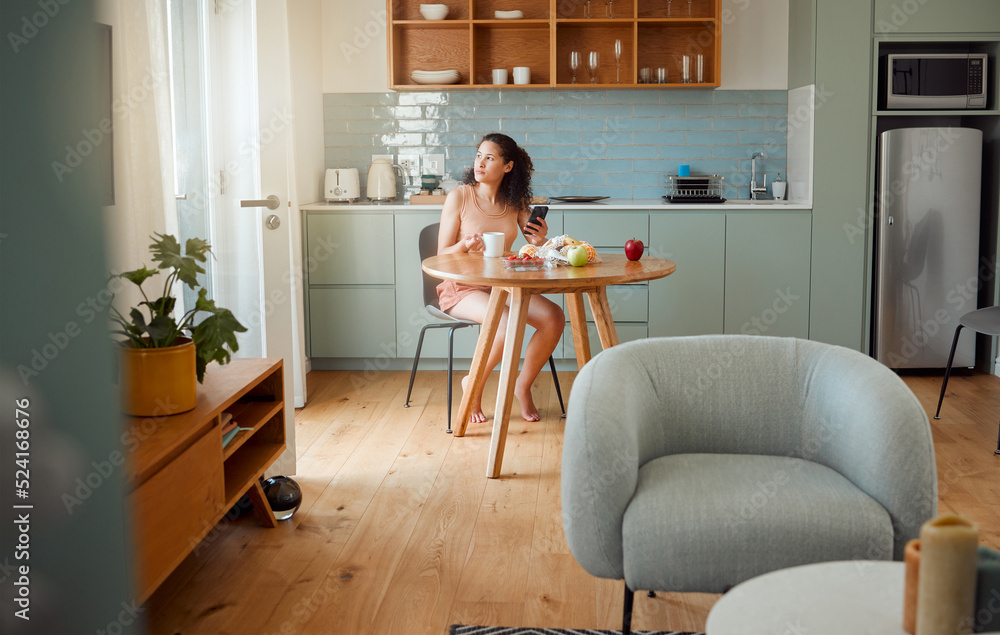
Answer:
[
  {"xmin": 563, "ymin": 211, "xmax": 648, "ymax": 247},
  {"xmin": 308, "ymin": 288, "xmax": 396, "ymax": 358},
  {"xmin": 306, "ymin": 213, "xmax": 395, "ymax": 285},
  {"xmin": 724, "ymin": 213, "xmax": 812, "ymax": 338},
  {"xmin": 648, "ymin": 212, "xmax": 726, "ymax": 337},
  {"xmin": 874, "ymin": 0, "xmax": 1000, "ymax": 34}
]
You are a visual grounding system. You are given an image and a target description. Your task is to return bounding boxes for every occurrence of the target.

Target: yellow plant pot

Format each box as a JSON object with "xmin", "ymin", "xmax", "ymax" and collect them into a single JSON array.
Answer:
[{"xmin": 118, "ymin": 338, "xmax": 197, "ymax": 417}]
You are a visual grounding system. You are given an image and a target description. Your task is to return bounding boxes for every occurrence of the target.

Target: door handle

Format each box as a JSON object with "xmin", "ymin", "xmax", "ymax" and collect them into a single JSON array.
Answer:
[{"xmin": 240, "ymin": 195, "xmax": 280, "ymax": 210}]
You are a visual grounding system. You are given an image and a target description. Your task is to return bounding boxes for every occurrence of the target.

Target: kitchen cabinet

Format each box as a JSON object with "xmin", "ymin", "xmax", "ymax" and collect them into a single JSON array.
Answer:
[
  {"xmin": 309, "ymin": 288, "xmax": 397, "ymax": 358},
  {"xmin": 873, "ymin": 0, "xmax": 1000, "ymax": 35},
  {"xmin": 305, "ymin": 211, "xmax": 397, "ymax": 359},
  {"xmin": 387, "ymin": 0, "xmax": 721, "ymax": 89},
  {"xmin": 648, "ymin": 211, "xmax": 725, "ymax": 337},
  {"xmin": 302, "ymin": 204, "xmax": 812, "ymax": 368},
  {"xmin": 724, "ymin": 213, "xmax": 811, "ymax": 338}
]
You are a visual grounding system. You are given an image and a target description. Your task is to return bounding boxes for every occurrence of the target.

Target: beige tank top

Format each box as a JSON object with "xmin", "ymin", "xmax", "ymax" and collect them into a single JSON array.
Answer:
[{"xmin": 454, "ymin": 184, "xmax": 519, "ymax": 249}]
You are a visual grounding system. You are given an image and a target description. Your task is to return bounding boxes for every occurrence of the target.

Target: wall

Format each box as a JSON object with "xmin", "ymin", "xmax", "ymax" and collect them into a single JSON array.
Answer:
[
  {"xmin": 323, "ymin": 89, "xmax": 788, "ymax": 201},
  {"xmin": 323, "ymin": 0, "xmax": 790, "ymax": 93}
]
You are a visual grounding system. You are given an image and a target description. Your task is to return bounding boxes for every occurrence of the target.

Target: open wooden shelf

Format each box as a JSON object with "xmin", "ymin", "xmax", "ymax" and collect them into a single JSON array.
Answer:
[
  {"xmin": 126, "ymin": 358, "xmax": 286, "ymax": 604},
  {"xmin": 387, "ymin": 0, "xmax": 722, "ymax": 90}
]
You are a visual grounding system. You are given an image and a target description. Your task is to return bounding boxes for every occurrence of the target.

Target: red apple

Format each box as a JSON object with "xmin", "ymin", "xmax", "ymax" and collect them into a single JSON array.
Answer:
[{"xmin": 625, "ymin": 238, "xmax": 644, "ymax": 261}]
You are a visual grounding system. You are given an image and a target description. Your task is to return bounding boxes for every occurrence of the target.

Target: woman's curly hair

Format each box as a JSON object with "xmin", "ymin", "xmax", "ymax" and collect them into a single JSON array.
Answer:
[{"xmin": 462, "ymin": 133, "xmax": 534, "ymax": 212}]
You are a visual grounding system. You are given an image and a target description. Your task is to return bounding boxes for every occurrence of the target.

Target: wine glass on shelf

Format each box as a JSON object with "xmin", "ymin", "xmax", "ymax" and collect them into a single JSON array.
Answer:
[
  {"xmin": 587, "ymin": 51, "xmax": 599, "ymax": 84},
  {"xmin": 614, "ymin": 40, "xmax": 622, "ymax": 84},
  {"xmin": 688, "ymin": 0, "xmax": 693, "ymax": 16},
  {"xmin": 569, "ymin": 51, "xmax": 580, "ymax": 84},
  {"xmin": 584, "ymin": 0, "xmax": 591, "ymax": 18},
  {"xmin": 606, "ymin": 0, "xmax": 613, "ymax": 18},
  {"xmin": 667, "ymin": 0, "xmax": 672, "ymax": 17}
]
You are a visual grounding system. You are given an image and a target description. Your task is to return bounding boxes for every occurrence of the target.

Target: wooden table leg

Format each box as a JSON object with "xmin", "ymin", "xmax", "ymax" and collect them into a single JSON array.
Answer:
[
  {"xmin": 455, "ymin": 287, "xmax": 508, "ymax": 437},
  {"xmin": 486, "ymin": 287, "xmax": 531, "ymax": 478},
  {"xmin": 566, "ymin": 291, "xmax": 592, "ymax": 370},
  {"xmin": 588, "ymin": 287, "xmax": 620, "ymax": 351}
]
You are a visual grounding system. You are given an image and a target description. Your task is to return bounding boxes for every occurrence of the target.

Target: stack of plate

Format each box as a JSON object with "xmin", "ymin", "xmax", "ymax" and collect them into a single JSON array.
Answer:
[{"xmin": 410, "ymin": 70, "xmax": 460, "ymax": 85}]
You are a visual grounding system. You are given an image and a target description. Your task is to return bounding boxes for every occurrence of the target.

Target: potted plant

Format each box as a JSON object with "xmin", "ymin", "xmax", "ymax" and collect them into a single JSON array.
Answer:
[{"xmin": 111, "ymin": 233, "xmax": 247, "ymax": 416}]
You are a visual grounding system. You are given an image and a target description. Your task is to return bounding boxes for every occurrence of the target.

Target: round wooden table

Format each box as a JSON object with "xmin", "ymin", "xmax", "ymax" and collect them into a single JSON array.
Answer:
[{"xmin": 422, "ymin": 252, "xmax": 676, "ymax": 478}]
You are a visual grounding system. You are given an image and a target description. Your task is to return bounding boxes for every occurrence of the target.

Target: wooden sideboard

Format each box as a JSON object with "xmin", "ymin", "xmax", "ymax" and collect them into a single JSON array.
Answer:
[{"xmin": 126, "ymin": 358, "xmax": 286, "ymax": 603}]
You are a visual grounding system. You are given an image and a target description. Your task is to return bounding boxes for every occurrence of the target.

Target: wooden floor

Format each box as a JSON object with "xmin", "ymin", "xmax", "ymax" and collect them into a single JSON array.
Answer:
[{"xmin": 146, "ymin": 367, "xmax": 1000, "ymax": 635}]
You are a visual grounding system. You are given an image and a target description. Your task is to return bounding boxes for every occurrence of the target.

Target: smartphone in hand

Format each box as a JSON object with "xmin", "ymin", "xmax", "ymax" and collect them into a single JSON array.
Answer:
[{"xmin": 524, "ymin": 205, "xmax": 548, "ymax": 236}]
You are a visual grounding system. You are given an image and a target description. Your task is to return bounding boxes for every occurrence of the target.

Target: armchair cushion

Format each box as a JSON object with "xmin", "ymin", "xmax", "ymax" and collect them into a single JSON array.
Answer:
[{"xmin": 623, "ymin": 454, "xmax": 892, "ymax": 593}]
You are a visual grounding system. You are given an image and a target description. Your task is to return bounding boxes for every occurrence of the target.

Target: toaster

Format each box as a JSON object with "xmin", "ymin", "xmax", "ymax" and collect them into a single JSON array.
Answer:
[{"xmin": 325, "ymin": 168, "xmax": 360, "ymax": 202}]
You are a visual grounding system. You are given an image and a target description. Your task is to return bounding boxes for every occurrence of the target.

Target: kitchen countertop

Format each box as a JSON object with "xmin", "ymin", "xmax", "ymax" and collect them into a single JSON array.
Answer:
[{"xmin": 301, "ymin": 198, "xmax": 812, "ymax": 211}]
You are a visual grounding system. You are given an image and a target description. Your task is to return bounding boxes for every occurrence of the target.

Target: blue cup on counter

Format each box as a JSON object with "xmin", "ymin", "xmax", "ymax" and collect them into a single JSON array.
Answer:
[{"xmin": 678, "ymin": 164, "xmax": 691, "ymax": 177}]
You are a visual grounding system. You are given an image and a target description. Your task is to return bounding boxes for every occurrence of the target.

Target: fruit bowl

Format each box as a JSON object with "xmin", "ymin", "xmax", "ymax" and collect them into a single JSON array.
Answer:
[{"xmin": 503, "ymin": 256, "xmax": 549, "ymax": 271}]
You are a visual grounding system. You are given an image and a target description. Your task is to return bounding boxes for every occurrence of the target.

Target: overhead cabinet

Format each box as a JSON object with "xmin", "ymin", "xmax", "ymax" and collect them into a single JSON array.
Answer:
[{"xmin": 388, "ymin": 0, "xmax": 722, "ymax": 89}]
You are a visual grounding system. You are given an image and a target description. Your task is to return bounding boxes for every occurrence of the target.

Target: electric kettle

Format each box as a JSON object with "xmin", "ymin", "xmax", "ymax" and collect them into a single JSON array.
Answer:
[{"xmin": 366, "ymin": 159, "xmax": 402, "ymax": 202}]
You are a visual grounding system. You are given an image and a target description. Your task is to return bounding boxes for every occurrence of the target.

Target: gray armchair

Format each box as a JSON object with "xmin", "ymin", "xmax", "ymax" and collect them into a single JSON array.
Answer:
[{"xmin": 561, "ymin": 335, "xmax": 937, "ymax": 634}]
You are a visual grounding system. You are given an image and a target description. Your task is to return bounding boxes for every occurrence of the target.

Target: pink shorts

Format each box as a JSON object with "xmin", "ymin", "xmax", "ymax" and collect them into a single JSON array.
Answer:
[{"xmin": 436, "ymin": 280, "xmax": 492, "ymax": 313}]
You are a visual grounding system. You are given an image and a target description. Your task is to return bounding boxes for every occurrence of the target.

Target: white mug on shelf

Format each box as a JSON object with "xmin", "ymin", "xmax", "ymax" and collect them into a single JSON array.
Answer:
[
  {"xmin": 513, "ymin": 66, "xmax": 531, "ymax": 85},
  {"xmin": 482, "ymin": 232, "xmax": 505, "ymax": 257},
  {"xmin": 492, "ymin": 68, "xmax": 508, "ymax": 85}
]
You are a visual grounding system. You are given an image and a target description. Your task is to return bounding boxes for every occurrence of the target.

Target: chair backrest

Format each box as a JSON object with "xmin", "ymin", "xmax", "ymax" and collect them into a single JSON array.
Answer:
[{"xmin": 419, "ymin": 222, "xmax": 442, "ymax": 309}]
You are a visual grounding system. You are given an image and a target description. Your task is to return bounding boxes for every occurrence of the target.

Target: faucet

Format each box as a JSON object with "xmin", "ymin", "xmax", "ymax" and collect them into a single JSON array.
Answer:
[{"xmin": 750, "ymin": 151, "xmax": 767, "ymax": 200}]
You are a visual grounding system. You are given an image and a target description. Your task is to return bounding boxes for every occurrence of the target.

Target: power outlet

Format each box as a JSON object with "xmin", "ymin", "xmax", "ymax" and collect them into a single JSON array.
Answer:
[
  {"xmin": 423, "ymin": 153, "xmax": 445, "ymax": 176},
  {"xmin": 398, "ymin": 154, "xmax": 420, "ymax": 178}
]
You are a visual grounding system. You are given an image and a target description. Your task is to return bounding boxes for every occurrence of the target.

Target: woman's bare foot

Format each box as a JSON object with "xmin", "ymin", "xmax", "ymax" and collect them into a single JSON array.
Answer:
[
  {"xmin": 514, "ymin": 383, "xmax": 540, "ymax": 422},
  {"xmin": 461, "ymin": 375, "xmax": 487, "ymax": 423}
]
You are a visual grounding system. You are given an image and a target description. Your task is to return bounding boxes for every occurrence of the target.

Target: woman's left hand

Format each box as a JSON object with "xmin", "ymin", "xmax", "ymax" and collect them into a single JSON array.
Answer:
[{"xmin": 523, "ymin": 216, "xmax": 549, "ymax": 246}]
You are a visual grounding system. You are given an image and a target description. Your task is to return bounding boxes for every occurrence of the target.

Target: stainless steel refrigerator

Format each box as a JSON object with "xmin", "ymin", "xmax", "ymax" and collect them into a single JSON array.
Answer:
[{"xmin": 873, "ymin": 126, "xmax": 983, "ymax": 369}]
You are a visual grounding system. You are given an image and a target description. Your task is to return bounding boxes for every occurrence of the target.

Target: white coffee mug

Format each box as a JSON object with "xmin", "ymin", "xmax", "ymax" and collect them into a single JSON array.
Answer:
[
  {"xmin": 482, "ymin": 232, "xmax": 504, "ymax": 258},
  {"xmin": 492, "ymin": 69, "xmax": 508, "ymax": 85},
  {"xmin": 513, "ymin": 66, "xmax": 530, "ymax": 85}
]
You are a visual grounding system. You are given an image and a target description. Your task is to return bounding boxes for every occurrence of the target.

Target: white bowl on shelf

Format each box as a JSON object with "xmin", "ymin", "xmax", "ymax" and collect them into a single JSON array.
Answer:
[
  {"xmin": 495, "ymin": 10, "xmax": 524, "ymax": 19},
  {"xmin": 419, "ymin": 4, "xmax": 449, "ymax": 20},
  {"xmin": 410, "ymin": 70, "xmax": 461, "ymax": 85}
]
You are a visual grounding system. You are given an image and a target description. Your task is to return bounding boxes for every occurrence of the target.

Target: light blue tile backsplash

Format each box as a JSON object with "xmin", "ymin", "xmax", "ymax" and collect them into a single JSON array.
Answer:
[{"xmin": 323, "ymin": 90, "xmax": 787, "ymax": 201}]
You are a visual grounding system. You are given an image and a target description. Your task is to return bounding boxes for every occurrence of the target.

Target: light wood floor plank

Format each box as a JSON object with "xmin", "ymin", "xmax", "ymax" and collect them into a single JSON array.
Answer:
[{"xmin": 146, "ymin": 368, "xmax": 1000, "ymax": 634}]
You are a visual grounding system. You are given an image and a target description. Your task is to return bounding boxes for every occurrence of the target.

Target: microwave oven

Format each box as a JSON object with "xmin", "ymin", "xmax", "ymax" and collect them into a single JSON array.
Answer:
[{"xmin": 886, "ymin": 53, "xmax": 987, "ymax": 109}]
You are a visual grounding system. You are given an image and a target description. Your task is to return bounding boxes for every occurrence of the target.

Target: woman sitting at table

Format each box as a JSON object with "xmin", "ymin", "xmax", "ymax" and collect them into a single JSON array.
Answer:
[{"xmin": 436, "ymin": 133, "xmax": 564, "ymax": 423}]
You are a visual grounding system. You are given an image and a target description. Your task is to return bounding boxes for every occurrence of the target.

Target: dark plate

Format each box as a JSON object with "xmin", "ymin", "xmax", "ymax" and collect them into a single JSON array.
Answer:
[{"xmin": 549, "ymin": 196, "xmax": 610, "ymax": 203}]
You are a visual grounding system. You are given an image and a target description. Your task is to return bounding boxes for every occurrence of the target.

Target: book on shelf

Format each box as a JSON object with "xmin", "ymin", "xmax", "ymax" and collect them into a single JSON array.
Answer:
[{"xmin": 223, "ymin": 426, "xmax": 254, "ymax": 448}]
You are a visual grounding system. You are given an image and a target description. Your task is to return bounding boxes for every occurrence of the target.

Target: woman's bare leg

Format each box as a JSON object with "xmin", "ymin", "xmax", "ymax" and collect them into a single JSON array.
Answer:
[
  {"xmin": 449, "ymin": 291, "xmax": 508, "ymax": 422},
  {"xmin": 449, "ymin": 292, "xmax": 565, "ymax": 422},
  {"xmin": 512, "ymin": 296, "xmax": 565, "ymax": 421}
]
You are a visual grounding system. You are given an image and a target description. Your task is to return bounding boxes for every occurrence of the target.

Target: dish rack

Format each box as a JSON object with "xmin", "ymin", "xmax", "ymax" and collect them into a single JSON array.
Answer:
[{"xmin": 665, "ymin": 174, "xmax": 726, "ymax": 203}]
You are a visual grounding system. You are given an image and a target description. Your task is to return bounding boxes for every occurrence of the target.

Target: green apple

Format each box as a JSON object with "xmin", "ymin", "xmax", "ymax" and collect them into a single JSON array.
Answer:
[{"xmin": 567, "ymin": 244, "xmax": 588, "ymax": 267}]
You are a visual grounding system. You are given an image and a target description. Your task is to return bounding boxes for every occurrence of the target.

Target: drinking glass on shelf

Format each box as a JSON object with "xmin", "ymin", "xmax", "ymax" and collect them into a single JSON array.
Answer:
[
  {"xmin": 614, "ymin": 40, "xmax": 622, "ymax": 84},
  {"xmin": 569, "ymin": 51, "xmax": 580, "ymax": 84},
  {"xmin": 587, "ymin": 51, "xmax": 599, "ymax": 84},
  {"xmin": 682, "ymin": 55, "xmax": 692, "ymax": 83},
  {"xmin": 696, "ymin": 54, "xmax": 704, "ymax": 83}
]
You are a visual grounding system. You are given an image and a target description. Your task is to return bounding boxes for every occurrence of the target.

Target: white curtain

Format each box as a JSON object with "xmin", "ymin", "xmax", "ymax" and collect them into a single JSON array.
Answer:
[{"xmin": 100, "ymin": 0, "xmax": 179, "ymax": 312}]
